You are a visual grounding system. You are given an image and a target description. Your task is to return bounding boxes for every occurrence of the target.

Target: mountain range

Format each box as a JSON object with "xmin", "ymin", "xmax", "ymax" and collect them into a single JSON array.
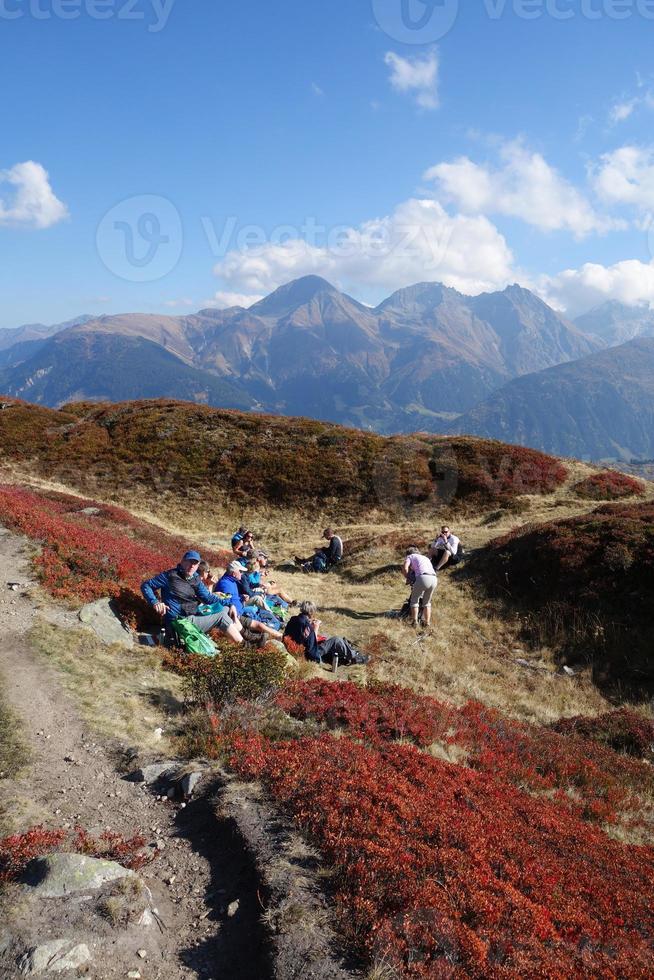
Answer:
[{"xmin": 1, "ymin": 277, "xmax": 653, "ymax": 461}]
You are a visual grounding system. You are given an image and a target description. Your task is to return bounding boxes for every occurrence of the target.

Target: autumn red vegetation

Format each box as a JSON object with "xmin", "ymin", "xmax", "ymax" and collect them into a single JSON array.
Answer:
[
  {"xmin": 275, "ymin": 680, "xmax": 653, "ymax": 827},
  {"xmin": 229, "ymin": 731, "xmax": 654, "ymax": 978},
  {"xmin": 0, "ymin": 484, "xmax": 230, "ymax": 628},
  {"xmin": 573, "ymin": 470, "xmax": 645, "ymax": 500},
  {"xmin": 0, "ymin": 826, "xmax": 151, "ymax": 884},
  {"xmin": 552, "ymin": 708, "xmax": 654, "ymax": 760},
  {"xmin": 470, "ymin": 501, "xmax": 654, "ymax": 690},
  {"xmin": 0, "ymin": 398, "xmax": 566, "ymax": 512}
]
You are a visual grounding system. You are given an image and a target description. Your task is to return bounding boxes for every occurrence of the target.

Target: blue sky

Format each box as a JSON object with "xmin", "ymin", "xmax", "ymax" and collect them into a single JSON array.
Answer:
[{"xmin": 2, "ymin": 0, "xmax": 654, "ymax": 327}]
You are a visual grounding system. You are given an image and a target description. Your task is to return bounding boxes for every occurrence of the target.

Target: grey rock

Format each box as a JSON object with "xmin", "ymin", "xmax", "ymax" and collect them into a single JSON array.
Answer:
[
  {"xmin": 23, "ymin": 853, "xmax": 135, "ymax": 898},
  {"xmin": 18, "ymin": 940, "xmax": 92, "ymax": 975},
  {"xmin": 78, "ymin": 598, "xmax": 133, "ymax": 647},
  {"xmin": 131, "ymin": 761, "xmax": 179, "ymax": 785},
  {"xmin": 79, "ymin": 507, "xmax": 101, "ymax": 516},
  {"xmin": 180, "ymin": 772, "xmax": 203, "ymax": 798},
  {"xmin": 227, "ymin": 899, "xmax": 240, "ymax": 917}
]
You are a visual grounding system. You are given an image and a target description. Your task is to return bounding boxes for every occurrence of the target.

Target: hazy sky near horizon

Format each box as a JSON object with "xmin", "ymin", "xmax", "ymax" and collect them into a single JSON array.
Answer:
[{"xmin": 3, "ymin": 0, "xmax": 654, "ymax": 327}]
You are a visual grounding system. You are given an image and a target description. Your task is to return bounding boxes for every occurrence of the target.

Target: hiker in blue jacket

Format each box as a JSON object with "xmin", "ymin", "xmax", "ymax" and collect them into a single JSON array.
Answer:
[
  {"xmin": 217, "ymin": 562, "xmax": 284, "ymax": 640},
  {"xmin": 141, "ymin": 550, "xmax": 243, "ymax": 644}
]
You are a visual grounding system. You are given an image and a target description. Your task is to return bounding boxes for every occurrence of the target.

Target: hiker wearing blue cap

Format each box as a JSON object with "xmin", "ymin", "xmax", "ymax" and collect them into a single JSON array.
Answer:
[{"xmin": 141, "ymin": 551, "xmax": 243, "ymax": 643}]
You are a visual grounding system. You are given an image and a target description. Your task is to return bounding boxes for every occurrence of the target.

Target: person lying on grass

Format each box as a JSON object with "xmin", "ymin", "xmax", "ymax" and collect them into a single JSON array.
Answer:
[
  {"xmin": 294, "ymin": 528, "xmax": 343, "ymax": 573},
  {"xmin": 217, "ymin": 561, "xmax": 284, "ymax": 641},
  {"xmin": 428, "ymin": 525, "xmax": 462, "ymax": 572},
  {"xmin": 141, "ymin": 550, "xmax": 243, "ymax": 644},
  {"xmin": 284, "ymin": 601, "xmax": 368, "ymax": 666},
  {"xmin": 403, "ymin": 548, "xmax": 437, "ymax": 629}
]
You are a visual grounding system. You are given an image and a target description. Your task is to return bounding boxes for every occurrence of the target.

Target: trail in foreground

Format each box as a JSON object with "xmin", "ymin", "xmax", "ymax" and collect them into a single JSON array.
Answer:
[{"xmin": 0, "ymin": 526, "xmax": 272, "ymax": 980}]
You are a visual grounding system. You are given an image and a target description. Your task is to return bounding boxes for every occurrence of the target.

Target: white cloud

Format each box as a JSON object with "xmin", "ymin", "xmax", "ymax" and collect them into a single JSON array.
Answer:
[
  {"xmin": 205, "ymin": 291, "xmax": 264, "ymax": 310},
  {"xmin": 213, "ymin": 197, "xmax": 515, "ymax": 301},
  {"xmin": 610, "ymin": 100, "xmax": 637, "ymax": 124},
  {"xmin": 384, "ymin": 50, "xmax": 439, "ymax": 111},
  {"xmin": 425, "ymin": 141, "xmax": 619, "ymax": 237},
  {"xmin": 539, "ymin": 259, "xmax": 654, "ymax": 317},
  {"xmin": 164, "ymin": 298, "xmax": 195, "ymax": 308},
  {"xmin": 593, "ymin": 146, "xmax": 654, "ymax": 211},
  {"xmin": 608, "ymin": 89, "xmax": 654, "ymax": 126},
  {"xmin": 0, "ymin": 161, "xmax": 68, "ymax": 229},
  {"xmin": 311, "ymin": 82, "xmax": 324, "ymax": 97}
]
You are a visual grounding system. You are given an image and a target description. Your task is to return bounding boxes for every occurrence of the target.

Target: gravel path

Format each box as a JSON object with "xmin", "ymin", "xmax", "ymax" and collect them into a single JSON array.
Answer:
[{"xmin": 0, "ymin": 527, "xmax": 272, "ymax": 980}]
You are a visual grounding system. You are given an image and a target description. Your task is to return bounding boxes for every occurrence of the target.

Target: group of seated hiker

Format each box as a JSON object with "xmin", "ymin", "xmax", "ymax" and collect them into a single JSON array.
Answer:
[
  {"xmin": 141, "ymin": 550, "xmax": 290, "ymax": 649},
  {"xmin": 140, "ymin": 521, "xmax": 458, "ymax": 660},
  {"xmin": 294, "ymin": 527, "xmax": 343, "ymax": 573}
]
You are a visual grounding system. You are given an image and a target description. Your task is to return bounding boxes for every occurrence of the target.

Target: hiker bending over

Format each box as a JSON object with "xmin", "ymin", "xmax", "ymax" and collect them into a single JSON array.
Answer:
[
  {"xmin": 284, "ymin": 601, "xmax": 367, "ymax": 666},
  {"xmin": 217, "ymin": 562, "xmax": 284, "ymax": 640},
  {"xmin": 429, "ymin": 525, "xmax": 462, "ymax": 572},
  {"xmin": 403, "ymin": 549, "xmax": 437, "ymax": 628},
  {"xmin": 295, "ymin": 528, "xmax": 343, "ymax": 573},
  {"xmin": 141, "ymin": 550, "xmax": 243, "ymax": 644}
]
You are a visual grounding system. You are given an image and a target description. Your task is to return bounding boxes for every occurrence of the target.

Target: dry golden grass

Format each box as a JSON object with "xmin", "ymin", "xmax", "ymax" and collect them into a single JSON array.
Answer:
[{"xmin": 28, "ymin": 620, "xmax": 186, "ymax": 754}]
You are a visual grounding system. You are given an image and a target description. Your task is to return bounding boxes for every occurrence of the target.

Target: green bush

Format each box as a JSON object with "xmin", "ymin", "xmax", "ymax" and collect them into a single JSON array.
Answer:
[{"xmin": 185, "ymin": 644, "xmax": 288, "ymax": 707}]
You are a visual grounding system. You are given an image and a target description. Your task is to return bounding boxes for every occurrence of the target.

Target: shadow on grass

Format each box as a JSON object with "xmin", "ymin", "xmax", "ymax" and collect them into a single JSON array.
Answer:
[{"xmin": 322, "ymin": 606, "xmax": 388, "ymax": 621}]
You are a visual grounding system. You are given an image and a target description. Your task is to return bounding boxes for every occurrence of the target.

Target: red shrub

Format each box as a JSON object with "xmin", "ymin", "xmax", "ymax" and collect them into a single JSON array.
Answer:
[
  {"xmin": 275, "ymin": 680, "xmax": 654, "ymax": 827},
  {"xmin": 423, "ymin": 437, "xmax": 568, "ymax": 506},
  {"xmin": 470, "ymin": 502, "xmax": 654, "ymax": 689},
  {"xmin": 230, "ymin": 733, "xmax": 654, "ymax": 978},
  {"xmin": 574, "ymin": 471, "xmax": 646, "ymax": 501},
  {"xmin": 0, "ymin": 826, "xmax": 151, "ymax": 883},
  {"xmin": 0, "ymin": 484, "xmax": 231, "ymax": 629},
  {"xmin": 552, "ymin": 709, "xmax": 654, "ymax": 760}
]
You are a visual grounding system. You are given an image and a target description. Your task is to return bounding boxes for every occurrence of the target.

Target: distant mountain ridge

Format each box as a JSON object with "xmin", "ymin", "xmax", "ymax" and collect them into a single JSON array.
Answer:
[
  {"xmin": 574, "ymin": 300, "xmax": 654, "ymax": 347},
  {"xmin": 448, "ymin": 337, "xmax": 654, "ymax": 461},
  {"xmin": 0, "ymin": 276, "xmax": 598, "ymax": 431},
  {"xmin": 3, "ymin": 277, "xmax": 653, "ymax": 461},
  {"xmin": 0, "ymin": 315, "xmax": 93, "ymax": 353}
]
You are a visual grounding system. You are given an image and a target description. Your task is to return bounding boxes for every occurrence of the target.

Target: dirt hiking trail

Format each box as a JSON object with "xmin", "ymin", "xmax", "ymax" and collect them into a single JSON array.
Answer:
[{"xmin": 0, "ymin": 527, "xmax": 273, "ymax": 980}]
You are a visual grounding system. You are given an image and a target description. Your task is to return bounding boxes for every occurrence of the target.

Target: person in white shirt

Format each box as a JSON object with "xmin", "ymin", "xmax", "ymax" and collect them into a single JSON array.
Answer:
[
  {"xmin": 402, "ymin": 548, "xmax": 437, "ymax": 627},
  {"xmin": 429, "ymin": 525, "xmax": 462, "ymax": 572}
]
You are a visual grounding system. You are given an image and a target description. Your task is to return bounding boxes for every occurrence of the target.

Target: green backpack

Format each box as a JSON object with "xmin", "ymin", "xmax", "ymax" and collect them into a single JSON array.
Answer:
[{"xmin": 171, "ymin": 618, "xmax": 218, "ymax": 657}]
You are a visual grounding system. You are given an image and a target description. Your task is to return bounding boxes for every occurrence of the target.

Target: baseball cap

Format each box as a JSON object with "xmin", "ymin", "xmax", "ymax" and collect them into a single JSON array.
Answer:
[{"xmin": 183, "ymin": 550, "xmax": 202, "ymax": 562}]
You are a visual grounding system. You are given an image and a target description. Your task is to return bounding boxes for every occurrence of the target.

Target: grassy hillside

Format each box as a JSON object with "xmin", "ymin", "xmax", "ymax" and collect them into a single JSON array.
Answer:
[
  {"xmin": 0, "ymin": 397, "xmax": 568, "ymax": 514},
  {"xmin": 468, "ymin": 502, "xmax": 654, "ymax": 693}
]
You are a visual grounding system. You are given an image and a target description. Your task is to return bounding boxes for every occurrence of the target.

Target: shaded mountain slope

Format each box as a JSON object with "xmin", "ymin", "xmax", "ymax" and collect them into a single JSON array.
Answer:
[
  {"xmin": 0, "ymin": 333, "xmax": 253, "ymax": 411},
  {"xmin": 448, "ymin": 337, "xmax": 654, "ymax": 460}
]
